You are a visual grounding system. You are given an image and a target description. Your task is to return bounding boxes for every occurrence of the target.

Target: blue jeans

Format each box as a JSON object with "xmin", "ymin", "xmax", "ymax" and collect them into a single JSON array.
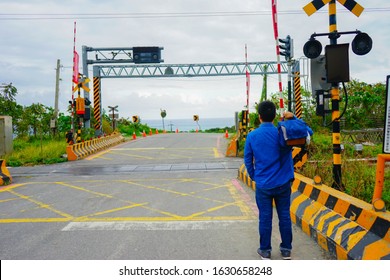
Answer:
[{"xmin": 255, "ymin": 181, "xmax": 292, "ymax": 252}]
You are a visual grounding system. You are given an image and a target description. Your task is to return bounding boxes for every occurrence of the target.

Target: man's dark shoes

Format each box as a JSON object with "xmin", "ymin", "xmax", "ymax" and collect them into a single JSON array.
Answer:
[
  {"xmin": 257, "ymin": 248, "xmax": 271, "ymax": 260},
  {"xmin": 280, "ymin": 249, "xmax": 291, "ymax": 260}
]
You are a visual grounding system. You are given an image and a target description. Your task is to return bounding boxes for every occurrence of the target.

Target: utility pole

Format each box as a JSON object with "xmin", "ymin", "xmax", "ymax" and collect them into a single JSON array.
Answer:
[{"xmin": 52, "ymin": 59, "xmax": 61, "ymax": 135}]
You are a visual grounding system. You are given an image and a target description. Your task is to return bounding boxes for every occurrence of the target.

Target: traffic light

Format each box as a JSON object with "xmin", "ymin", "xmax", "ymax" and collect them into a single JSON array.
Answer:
[
  {"xmin": 193, "ymin": 115, "xmax": 199, "ymax": 122},
  {"xmin": 76, "ymin": 97, "xmax": 85, "ymax": 116},
  {"xmin": 279, "ymin": 35, "xmax": 293, "ymax": 60},
  {"xmin": 133, "ymin": 47, "xmax": 162, "ymax": 64},
  {"xmin": 132, "ymin": 115, "xmax": 139, "ymax": 123}
]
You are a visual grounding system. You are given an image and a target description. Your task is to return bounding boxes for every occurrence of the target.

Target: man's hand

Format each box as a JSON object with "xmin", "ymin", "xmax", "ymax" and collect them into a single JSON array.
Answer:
[{"xmin": 283, "ymin": 111, "xmax": 294, "ymax": 120}]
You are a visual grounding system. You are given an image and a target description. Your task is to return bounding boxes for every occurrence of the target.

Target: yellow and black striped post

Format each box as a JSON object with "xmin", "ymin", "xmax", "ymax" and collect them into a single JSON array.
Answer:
[
  {"xmin": 293, "ymin": 62, "xmax": 302, "ymax": 119},
  {"xmin": 241, "ymin": 110, "xmax": 249, "ymax": 141},
  {"xmin": 329, "ymin": 0, "xmax": 343, "ymax": 190},
  {"xmin": 93, "ymin": 76, "xmax": 102, "ymax": 134}
]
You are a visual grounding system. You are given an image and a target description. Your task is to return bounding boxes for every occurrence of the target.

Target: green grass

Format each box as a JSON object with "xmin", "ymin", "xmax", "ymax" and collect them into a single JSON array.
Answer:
[
  {"xmin": 4, "ymin": 138, "xmax": 68, "ymax": 166},
  {"xmin": 300, "ymin": 131, "xmax": 390, "ymax": 210}
]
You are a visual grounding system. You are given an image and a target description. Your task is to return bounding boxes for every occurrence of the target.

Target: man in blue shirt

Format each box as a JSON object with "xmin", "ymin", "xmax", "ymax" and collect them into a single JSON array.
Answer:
[{"xmin": 244, "ymin": 101, "xmax": 295, "ymax": 260}]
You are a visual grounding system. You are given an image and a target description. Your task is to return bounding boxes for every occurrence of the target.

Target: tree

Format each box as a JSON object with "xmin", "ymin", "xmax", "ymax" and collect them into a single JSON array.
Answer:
[
  {"xmin": 343, "ymin": 80, "xmax": 385, "ymax": 129},
  {"xmin": 19, "ymin": 103, "xmax": 52, "ymax": 138},
  {"xmin": 0, "ymin": 83, "xmax": 23, "ymax": 133},
  {"xmin": 0, "ymin": 83, "xmax": 17, "ymax": 101}
]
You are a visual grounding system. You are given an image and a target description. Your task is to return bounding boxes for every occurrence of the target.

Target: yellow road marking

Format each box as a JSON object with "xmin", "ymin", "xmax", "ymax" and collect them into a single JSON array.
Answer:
[
  {"xmin": 86, "ymin": 149, "xmax": 112, "ymax": 160},
  {"xmin": 7, "ymin": 189, "xmax": 74, "ymax": 219},
  {"xmin": 0, "ymin": 183, "xmax": 26, "ymax": 193},
  {"xmin": 0, "ymin": 197, "xmax": 20, "ymax": 203},
  {"xmin": 73, "ymin": 203, "xmax": 149, "ymax": 221},
  {"xmin": 108, "ymin": 151, "xmax": 155, "ymax": 160},
  {"xmin": 0, "ymin": 178, "xmax": 256, "ymax": 224},
  {"xmin": 186, "ymin": 202, "xmax": 240, "ymax": 219},
  {"xmin": 112, "ymin": 148, "xmax": 165, "ymax": 150},
  {"xmin": 0, "ymin": 218, "xmax": 73, "ymax": 223},
  {"xmin": 121, "ymin": 180, "xmax": 229, "ymax": 204}
]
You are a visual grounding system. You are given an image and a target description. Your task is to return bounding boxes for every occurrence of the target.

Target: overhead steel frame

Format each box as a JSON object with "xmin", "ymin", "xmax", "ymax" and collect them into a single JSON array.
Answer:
[{"xmin": 82, "ymin": 46, "xmax": 295, "ymax": 134}]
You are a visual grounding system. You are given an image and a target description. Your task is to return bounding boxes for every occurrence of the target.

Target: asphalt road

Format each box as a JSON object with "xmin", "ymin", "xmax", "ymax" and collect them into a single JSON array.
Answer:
[{"xmin": 0, "ymin": 133, "xmax": 333, "ymax": 260}]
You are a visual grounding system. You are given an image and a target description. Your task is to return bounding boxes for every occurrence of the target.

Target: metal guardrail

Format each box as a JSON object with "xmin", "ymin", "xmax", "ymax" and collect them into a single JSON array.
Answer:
[{"xmin": 341, "ymin": 128, "xmax": 383, "ymax": 144}]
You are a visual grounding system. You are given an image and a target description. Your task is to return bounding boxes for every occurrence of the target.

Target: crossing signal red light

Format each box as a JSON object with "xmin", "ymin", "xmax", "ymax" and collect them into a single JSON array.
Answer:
[
  {"xmin": 352, "ymin": 32, "xmax": 372, "ymax": 56},
  {"xmin": 303, "ymin": 38, "xmax": 322, "ymax": 59}
]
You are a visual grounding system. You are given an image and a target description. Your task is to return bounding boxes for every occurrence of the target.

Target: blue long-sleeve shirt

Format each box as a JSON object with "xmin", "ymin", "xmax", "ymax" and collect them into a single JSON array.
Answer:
[{"xmin": 244, "ymin": 122, "xmax": 294, "ymax": 189}]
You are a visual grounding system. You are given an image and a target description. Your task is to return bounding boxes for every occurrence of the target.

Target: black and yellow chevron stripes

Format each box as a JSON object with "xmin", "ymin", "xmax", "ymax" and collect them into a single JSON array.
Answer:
[
  {"xmin": 93, "ymin": 77, "xmax": 101, "ymax": 131},
  {"xmin": 337, "ymin": 0, "xmax": 364, "ymax": 17},
  {"xmin": 292, "ymin": 147, "xmax": 308, "ymax": 169},
  {"xmin": 238, "ymin": 165, "xmax": 390, "ymax": 259},
  {"xmin": 294, "ymin": 71, "xmax": 302, "ymax": 119},
  {"xmin": 303, "ymin": 0, "xmax": 332, "ymax": 16},
  {"xmin": 291, "ymin": 173, "xmax": 390, "ymax": 260},
  {"xmin": 304, "ymin": 0, "xmax": 363, "ymax": 18}
]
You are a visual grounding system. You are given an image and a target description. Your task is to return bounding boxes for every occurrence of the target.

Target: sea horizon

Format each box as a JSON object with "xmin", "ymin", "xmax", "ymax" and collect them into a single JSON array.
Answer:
[{"xmin": 143, "ymin": 117, "xmax": 235, "ymax": 132}]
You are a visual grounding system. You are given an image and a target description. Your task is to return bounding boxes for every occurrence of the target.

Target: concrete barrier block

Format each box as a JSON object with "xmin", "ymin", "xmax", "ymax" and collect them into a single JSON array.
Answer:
[{"xmin": 0, "ymin": 159, "xmax": 12, "ymax": 186}]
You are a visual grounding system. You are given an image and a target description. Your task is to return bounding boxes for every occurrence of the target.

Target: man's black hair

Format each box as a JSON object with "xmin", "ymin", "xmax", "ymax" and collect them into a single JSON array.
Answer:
[{"xmin": 258, "ymin": 101, "xmax": 276, "ymax": 122}]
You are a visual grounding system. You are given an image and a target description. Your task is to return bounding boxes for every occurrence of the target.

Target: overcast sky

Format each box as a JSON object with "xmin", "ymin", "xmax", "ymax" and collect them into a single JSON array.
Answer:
[{"xmin": 0, "ymin": 0, "xmax": 389, "ymax": 120}]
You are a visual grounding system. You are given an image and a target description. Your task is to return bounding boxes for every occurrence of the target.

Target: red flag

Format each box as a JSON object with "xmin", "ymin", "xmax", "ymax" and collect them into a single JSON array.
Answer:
[{"xmin": 72, "ymin": 50, "xmax": 79, "ymax": 84}]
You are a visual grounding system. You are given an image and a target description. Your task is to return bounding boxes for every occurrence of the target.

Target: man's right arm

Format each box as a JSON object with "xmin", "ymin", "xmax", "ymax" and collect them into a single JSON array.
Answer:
[{"xmin": 244, "ymin": 135, "xmax": 255, "ymax": 180}]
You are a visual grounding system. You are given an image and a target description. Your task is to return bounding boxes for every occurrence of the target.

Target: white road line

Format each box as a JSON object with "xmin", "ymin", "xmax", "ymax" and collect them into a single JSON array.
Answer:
[{"xmin": 62, "ymin": 220, "xmax": 256, "ymax": 231}]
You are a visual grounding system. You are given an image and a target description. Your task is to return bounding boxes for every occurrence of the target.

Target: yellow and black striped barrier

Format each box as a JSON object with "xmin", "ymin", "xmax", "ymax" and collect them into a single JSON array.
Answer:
[
  {"xmin": 0, "ymin": 159, "xmax": 12, "ymax": 186},
  {"xmin": 238, "ymin": 163, "xmax": 390, "ymax": 260},
  {"xmin": 66, "ymin": 133, "xmax": 125, "ymax": 161},
  {"xmin": 292, "ymin": 146, "xmax": 308, "ymax": 169}
]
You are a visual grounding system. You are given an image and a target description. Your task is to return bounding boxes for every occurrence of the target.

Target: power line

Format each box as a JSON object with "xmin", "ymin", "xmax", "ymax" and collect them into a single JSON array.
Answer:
[{"xmin": 0, "ymin": 8, "xmax": 389, "ymax": 20}]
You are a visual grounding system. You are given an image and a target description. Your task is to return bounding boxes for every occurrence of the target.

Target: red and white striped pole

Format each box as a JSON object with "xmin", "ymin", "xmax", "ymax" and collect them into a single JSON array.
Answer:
[
  {"xmin": 71, "ymin": 21, "xmax": 77, "ymax": 132},
  {"xmin": 72, "ymin": 21, "xmax": 77, "ymax": 102},
  {"xmin": 245, "ymin": 44, "xmax": 250, "ymax": 110},
  {"xmin": 271, "ymin": 0, "xmax": 285, "ymax": 118}
]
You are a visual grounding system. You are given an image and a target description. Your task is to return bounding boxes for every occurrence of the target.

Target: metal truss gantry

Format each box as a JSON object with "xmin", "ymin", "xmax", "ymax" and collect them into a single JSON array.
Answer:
[
  {"xmin": 93, "ymin": 61, "xmax": 289, "ymax": 79},
  {"xmin": 82, "ymin": 46, "xmax": 295, "ymax": 134}
]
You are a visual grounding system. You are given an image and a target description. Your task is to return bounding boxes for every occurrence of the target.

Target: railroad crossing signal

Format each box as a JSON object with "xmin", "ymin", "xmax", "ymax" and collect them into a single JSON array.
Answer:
[
  {"xmin": 73, "ymin": 77, "xmax": 90, "ymax": 93},
  {"xmin": 302, "ymin": 0, "xmax": 368, "ymax": 191},
  {"xmin": 303, "ymin": 0, "xmax": 364, "ymax": 17}
]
